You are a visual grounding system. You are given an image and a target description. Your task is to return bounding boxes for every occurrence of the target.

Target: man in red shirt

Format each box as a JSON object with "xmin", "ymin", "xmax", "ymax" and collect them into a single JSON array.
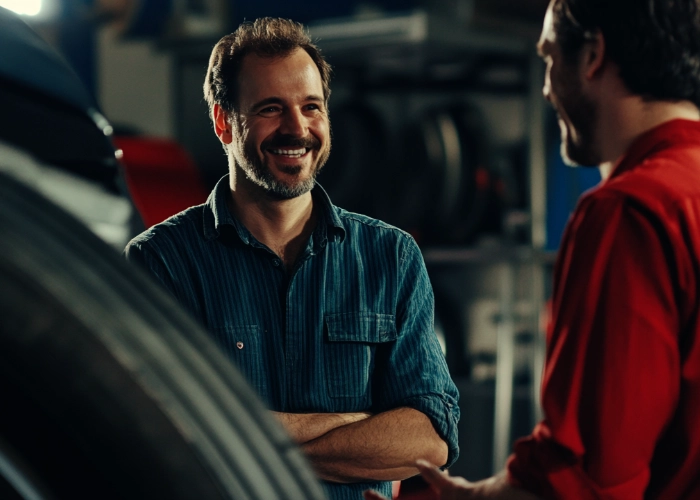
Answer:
[{"xmin": 365, "ymin": 0, "xmax": 700, "ymax": 498}]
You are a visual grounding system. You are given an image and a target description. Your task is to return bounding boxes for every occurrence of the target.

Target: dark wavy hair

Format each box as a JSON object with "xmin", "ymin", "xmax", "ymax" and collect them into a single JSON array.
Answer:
[
  {"xmin": 552, "ymin": 0, "xmax": 700, "ymax": 107},
  {"xmin": 203, "ymin": 17, "xmax": 331, "ymax": 118}
]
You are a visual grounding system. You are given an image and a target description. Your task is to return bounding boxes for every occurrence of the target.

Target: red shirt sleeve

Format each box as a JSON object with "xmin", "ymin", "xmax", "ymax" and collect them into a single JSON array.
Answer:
[{"xmin": 507, "ymin": 191, "xmax": 681, "ymax": 498}]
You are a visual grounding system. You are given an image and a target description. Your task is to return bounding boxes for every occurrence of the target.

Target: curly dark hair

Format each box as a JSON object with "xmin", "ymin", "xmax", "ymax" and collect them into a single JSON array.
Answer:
[
  {"xmin": 552, "ymin": 0, "xmax": 700, "ymax": 107},
  {"xmin": 203, "ymin": 17, "xmax": 331, "ymax": 118}
]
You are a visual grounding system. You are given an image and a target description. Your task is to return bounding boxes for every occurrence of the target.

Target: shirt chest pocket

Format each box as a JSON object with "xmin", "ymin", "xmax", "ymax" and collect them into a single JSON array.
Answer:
[{"xmin": 324, "ymin": 313, "xmax": 397, "ymax": 399}]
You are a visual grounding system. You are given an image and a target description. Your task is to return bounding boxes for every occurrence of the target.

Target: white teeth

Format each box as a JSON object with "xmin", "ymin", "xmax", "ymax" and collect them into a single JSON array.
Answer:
[{"xmin": 270, "ymin": 148, "xmax": 306, "ymax": 157}]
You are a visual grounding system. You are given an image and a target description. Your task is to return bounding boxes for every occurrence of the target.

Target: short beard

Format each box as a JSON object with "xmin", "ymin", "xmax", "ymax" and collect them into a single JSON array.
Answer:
[
  {"xmin": 245, "ymin": 160, "xmax": 317, "ymax": 200},
  {"xmin": 232, "ymin": 132, "xmax": 330, "ymax": 200},
  {"xmin": 555, "ymin": 61, "xmax": 599, "ymax": 167},
  {"xmin": 559, "ymin": 97, "xmax": 599, "ymax": 168}
]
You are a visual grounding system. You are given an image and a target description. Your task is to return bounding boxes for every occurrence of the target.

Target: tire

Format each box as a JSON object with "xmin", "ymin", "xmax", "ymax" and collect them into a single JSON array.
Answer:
[{"xmin": 0, "ymin": 170, "xmax": 326, "ymax": 500}]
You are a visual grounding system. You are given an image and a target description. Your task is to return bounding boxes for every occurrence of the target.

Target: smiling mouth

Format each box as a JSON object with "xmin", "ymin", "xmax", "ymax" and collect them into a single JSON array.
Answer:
[{"xmin": 267, "ymin": 148, "xmax": 309, "ymax": 158}]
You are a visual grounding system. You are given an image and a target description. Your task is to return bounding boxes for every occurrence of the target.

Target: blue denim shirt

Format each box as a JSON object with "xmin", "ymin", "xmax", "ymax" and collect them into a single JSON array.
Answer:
[{"xmin": 125, "ymin": 175, "xmax": 460, "ymax": 500}]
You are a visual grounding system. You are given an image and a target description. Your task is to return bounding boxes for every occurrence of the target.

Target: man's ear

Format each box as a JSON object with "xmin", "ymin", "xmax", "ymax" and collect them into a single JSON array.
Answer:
[
  {"xmin": 582, "ymin": 31, "xmax": 606, "ymax": 80},
  {"xmin": 213, "ymin": 104, "xmax": 233, "ymax": 144}
]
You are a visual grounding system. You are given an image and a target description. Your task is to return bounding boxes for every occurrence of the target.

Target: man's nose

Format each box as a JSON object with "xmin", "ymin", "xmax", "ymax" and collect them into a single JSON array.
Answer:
[{"xmin": 279, "ymin": 108, "xmax": 307, "ymax": 136}]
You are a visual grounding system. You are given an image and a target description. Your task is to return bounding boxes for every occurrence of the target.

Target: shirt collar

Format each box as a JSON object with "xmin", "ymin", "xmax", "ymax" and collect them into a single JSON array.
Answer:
[
  {"xmin": 608, "ymin": 118, "xmax": 700, "ymax": 181},
  {"xmin": 203, "ymin": 174, "xmax": 239, "ymax": 241},
  {"xmin": 313, "ymin": 182, "xmax": 346, "ymax": 244},
  {"xmin": 202, "ymin": 174, "xmax": 346, "ymax": 244}
]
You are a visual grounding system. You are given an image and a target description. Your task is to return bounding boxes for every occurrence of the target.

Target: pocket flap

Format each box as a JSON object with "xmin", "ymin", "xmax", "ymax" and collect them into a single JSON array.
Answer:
[{"xmin": 325, "ymin": 312, "xmax": 397, "ymax": 343}]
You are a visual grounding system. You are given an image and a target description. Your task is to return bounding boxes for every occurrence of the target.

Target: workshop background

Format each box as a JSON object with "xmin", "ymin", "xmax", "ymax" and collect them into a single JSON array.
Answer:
[{"xmin": 6, "ymin": 0, "xmax": 602, "ymax": 485}]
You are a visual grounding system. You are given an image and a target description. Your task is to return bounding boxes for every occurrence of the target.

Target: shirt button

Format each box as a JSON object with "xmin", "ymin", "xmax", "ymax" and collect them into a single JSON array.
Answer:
[
  {"xmin": 273, "ymin": 259, "xmax": 281, "ymax": 266},
  {"xmin": 236, "ymin": 341, "xmax": 244, "ymax": 350}
]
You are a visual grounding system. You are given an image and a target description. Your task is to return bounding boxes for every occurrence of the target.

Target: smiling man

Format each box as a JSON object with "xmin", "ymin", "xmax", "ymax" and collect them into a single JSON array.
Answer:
[{"xmin": 124, "ymin": 18, "xmax": 460, "ymax": 500}]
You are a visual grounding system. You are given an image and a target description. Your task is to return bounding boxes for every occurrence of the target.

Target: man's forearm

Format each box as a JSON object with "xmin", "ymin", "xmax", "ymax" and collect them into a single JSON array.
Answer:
[
  {"xmin": 301, "ymin": 407, "xmax": 448, "ymax": 483},
  {"xmin": 271, "ymin": 411, "xmax": 371, "ymax": 444}
]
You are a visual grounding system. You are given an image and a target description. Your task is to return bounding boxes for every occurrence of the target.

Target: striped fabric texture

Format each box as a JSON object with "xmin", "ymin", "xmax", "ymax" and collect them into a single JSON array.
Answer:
[{"xmin": 125, "ymin": 176, "xmax": 460, "ymax": 500}]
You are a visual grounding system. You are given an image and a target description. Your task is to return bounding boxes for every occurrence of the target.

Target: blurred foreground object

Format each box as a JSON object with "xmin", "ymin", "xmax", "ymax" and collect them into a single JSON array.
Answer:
[
  {"xmin": 0, "ymin": 7, "xmax": 326, "ymax": 499},
  {"xmin": 0, "ymin": 4, "xmax": 134, "ymax": 248}
]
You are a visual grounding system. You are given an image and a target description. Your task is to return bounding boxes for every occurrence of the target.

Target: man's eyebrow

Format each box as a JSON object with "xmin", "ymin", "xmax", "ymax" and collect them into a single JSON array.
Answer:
[{"xmin": 249, "ymin": 97, "xmax": 284, "ymax": 112}]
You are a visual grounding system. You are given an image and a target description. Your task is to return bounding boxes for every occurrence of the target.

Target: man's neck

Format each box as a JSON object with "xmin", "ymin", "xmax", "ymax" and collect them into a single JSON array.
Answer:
[
  {"xmin": 597, "ymin": 95, "xmax": 700, "ymax": 167},
  {"xmin": 228, "ymin": 168, "xmax": 317, "ymax": 271}
]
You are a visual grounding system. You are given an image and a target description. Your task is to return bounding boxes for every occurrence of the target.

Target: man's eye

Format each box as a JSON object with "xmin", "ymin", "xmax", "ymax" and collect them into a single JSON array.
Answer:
[{"xmin": 259, "ymin": 107, "xmax": 280, "ymax": 115}]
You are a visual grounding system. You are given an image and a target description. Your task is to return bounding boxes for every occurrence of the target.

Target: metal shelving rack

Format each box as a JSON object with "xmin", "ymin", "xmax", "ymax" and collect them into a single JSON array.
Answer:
[{"xmin": 309, "ymin": 9, "xmax": 530, "ymax": 56}]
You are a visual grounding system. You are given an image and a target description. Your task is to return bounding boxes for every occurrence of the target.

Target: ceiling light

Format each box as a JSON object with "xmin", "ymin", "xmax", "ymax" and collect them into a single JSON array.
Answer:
[{"xmin": 0, "ymin": 0, "xmax": 42, "ymax": 16}]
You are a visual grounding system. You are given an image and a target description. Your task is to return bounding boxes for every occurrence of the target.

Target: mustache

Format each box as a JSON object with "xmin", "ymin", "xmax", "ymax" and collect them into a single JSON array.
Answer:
[{"xmin": 261, "ymin": 134, "xmax": 321, "ymax": 150}]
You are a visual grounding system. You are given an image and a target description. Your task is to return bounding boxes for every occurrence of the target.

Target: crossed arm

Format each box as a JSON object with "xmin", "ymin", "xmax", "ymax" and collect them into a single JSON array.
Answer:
[
  {"xmin": 271, "ymin": 410, "xmax": 372, "ymax": 445},
  {"xmin": 278, "ymin": 408, "xmax": 537, "ymax": 498},
  {"xmin": 273, "ymin": 407, "xmax": 448, "ymax": 483}
]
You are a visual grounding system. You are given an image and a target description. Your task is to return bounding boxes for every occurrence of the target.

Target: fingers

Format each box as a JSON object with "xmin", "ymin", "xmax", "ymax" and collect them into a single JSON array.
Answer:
[
  {"xmin": 363, "ymin": 489, "xmax": 389, "ymax": 500},
  {"xmin": 416, "ymin": 459, "xmax": 454, "ymax": 489}
]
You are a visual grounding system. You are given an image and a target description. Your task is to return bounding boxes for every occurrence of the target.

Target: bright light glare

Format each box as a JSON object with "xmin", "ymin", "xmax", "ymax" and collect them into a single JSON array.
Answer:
[{"xmin": 0, "ymin": 0, "xmax": 42, "ymax": 16}]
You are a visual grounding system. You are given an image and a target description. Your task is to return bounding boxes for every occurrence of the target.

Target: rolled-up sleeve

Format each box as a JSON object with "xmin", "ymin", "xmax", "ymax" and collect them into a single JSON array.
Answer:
[{"xmin": 374, "ymin": 236, "xmax": 460, "ymax": 467}]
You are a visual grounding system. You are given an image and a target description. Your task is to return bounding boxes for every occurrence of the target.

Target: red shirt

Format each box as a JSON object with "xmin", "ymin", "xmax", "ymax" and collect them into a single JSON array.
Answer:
[{"xmin": 507, "ymin": 119, "xmax": 700, "ymax": 499}]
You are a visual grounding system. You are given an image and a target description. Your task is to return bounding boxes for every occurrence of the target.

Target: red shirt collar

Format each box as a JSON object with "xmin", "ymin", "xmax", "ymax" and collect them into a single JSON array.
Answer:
[{"xmin": 608, "ymin": 118, "xmax": 700, "ymax": 181}]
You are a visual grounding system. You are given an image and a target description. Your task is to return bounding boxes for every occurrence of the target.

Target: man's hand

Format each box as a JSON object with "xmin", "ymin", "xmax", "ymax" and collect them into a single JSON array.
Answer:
[
  {"xmin": 363, "ymin": 460, "xmax": 541, "ymax": 500},
  {"xmin": 363, "ymin": 459, "xmax": 471, "ymax": 500},
  {"xmin": 415, "ymin": 459, "xmax": 474, "ymax": 496}
]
